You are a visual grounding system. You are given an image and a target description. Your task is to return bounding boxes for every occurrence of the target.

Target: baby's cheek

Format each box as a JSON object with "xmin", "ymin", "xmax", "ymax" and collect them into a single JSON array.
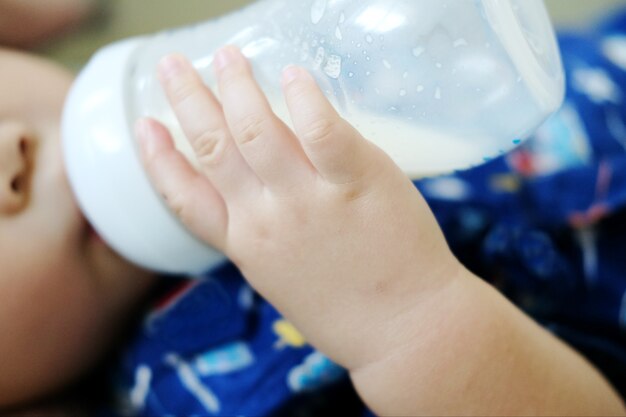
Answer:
[
  {"xmin": 85, "ymin": 241, "xmax": 156, "ymax": 314},
  {"xmin": 0, "ymin": 262, "xmax": 112, "ymax": 406}
]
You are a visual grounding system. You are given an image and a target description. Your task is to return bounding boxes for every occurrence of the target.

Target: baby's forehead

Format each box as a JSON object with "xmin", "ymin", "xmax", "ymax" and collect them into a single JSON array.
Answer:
[
  {"xmin": 0, "ymin": 48, "xmax": 72, "ymax": 86},
  {"xmin": 0, "ymin": 49, "xmax": 73, "ymax": 119},
  {"xmin": 0, "ymin": 48, "xmax": 42, "ymax": 77}
]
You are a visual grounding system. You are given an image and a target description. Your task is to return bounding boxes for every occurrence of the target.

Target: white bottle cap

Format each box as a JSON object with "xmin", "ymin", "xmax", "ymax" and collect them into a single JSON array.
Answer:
[{"xmin": 62, "ymin": 38, "xmax": 225, "ymax": 274}]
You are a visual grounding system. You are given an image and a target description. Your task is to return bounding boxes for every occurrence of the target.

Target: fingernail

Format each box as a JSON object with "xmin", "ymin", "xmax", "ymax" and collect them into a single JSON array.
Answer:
[
  {"xmin": 135, "ymin": 118, "xmax": 157, "ymax": 159},
  {"xmin": 282, "ymin": 65, "xmax": 302, "ymax": 86},
  {"xmin": 158, "ymin": 54, "xmax": 187, "ymax": 80},
  {"xmin": 214, "ymin": 46, "xmax": 242, "ymax": 72}
]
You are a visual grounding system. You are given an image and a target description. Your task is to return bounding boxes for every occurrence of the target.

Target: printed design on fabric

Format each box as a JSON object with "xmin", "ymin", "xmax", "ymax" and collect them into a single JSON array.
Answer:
[
  {"xmin": 287, "ymin": 351, "xmax": 346, "ymax": 393},
  {"xmin": 273, "ymin": 319, "xmax": 307, "ymax": 349},
  {"xmin": 507, "ymin": 103, "xmax": 592, "ymax": 177}
]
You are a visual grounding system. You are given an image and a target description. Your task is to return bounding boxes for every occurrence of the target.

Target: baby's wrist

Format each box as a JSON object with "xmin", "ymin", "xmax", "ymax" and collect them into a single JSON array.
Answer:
[
  {"xmin": 345, "ymin": 263, "xmax": 476, "ymax": 370},
  {"xmin": 300, "ymin": 256, "xmax": 474, "ymax": 371}
]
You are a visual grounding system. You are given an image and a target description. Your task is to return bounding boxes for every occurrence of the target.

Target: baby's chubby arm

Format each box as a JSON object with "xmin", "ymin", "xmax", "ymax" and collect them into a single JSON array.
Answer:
[{"xmin": 136, "ymin": 46, "xmax": 625, "ymax": 416}]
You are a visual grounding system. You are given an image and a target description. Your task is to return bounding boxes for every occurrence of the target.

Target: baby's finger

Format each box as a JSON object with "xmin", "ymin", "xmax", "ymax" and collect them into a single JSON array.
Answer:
[
  {"xmin": 136, "ymin": 118, "xmax": 228, "ymax": 250},
  {"xmin": 281, "ymin": 66, "xmax": 377, "ymax": 185},
  {"xmin": 157, "ymin": 54, "xmax": 262, "ymax": 202},
  {"xmin": 214, "ymin": 46, "xmax": 316, "ymax": 193}
]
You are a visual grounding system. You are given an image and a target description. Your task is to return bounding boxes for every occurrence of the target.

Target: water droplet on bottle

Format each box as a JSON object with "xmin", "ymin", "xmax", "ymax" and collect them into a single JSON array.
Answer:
[
  {"xmin": 416, "ymin": 85, "xmax": 425, "ymax": 93},
  {"xmin": 311, "ymin": 0, "xmax": 327, "ymax": 24},
  {"xmin": 335, "ymin": 27, "xmax": 343, "ymax": 40},
  {"xmin": 313, "ymin": 47, "xmax": 326, "ymax": 69},
  {"xmin": 435, "ymin": 87, "xmax": 442, "ymax": 100},
  {"xmin": 383, "ymin": 59, "xmax": 392, "ymax": 69},
  {"xmin": 399, "ymin": 89, "xmax": 407, "ymax": 97},
  {"xmin": 435, "ymin": 62, "xmax": 443, "ymax": 69},
  {"xmin": 324, "ymin": 54, "xmax": 342, "ymax": 79},
  {"xmin": 339, "ymin": 12, "xmax": 346, "ymax": 24},
  {"xmin": 403, "ymin": 72, "xmax": 409, "ymax": 79},
  {"xmin": 348, "ymin": 72, "xmax": 354, "ymax": 78},
  {"xmin": 412, "ymin": 47, "xmax": 425, "ymax": 58},
  {"xmin": 453, "ymin": 38, "xmax": 468, "ymax": 48},
  {"xmin": 365, "ymin": 34, "xmax": 374, "ymax": 44}
]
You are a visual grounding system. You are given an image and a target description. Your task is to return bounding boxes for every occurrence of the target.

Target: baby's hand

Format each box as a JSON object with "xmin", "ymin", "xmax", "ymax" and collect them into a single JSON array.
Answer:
[{"xmin": 136, "ymin": 46, "xmax": 463, "ymax": 369}]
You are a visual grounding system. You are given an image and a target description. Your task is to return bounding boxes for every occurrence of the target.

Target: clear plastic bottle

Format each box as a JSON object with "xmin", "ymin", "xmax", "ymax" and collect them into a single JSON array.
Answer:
[{"xmin": 63, "ymin": 0, "xmax": 565, "ymax": 274}]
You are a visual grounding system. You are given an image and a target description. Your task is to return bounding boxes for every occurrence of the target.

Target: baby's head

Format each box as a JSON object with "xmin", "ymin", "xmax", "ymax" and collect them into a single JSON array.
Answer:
[{"xmin": 0, "ymin": 48, "xmax": 155, "ymax": 408}]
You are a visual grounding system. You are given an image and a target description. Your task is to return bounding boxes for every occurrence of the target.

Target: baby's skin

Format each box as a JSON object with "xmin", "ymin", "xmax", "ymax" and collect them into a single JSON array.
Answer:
[
  {"xmin": 137, "ymin": 46, "xmax": 625, "ymax": 415},
  {"xmin": 0, "ymin": 49, "xmax": 155, "ymax": 411}
]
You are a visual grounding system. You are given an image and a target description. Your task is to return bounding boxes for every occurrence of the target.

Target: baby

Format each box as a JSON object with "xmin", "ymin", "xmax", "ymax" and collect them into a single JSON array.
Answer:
[
  {"xmin": 0, "ymin": 48, "xmax": 156, "ymax": 411},
  {"xmin": 1, "ymin": 11, "xmax": 626, "ymax": 417}
]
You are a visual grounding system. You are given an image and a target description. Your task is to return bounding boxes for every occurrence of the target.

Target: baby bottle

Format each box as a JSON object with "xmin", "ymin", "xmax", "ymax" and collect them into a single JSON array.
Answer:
[{"xmin": 63, "ymin": 0, "xmax": 565, "ymax": 274}]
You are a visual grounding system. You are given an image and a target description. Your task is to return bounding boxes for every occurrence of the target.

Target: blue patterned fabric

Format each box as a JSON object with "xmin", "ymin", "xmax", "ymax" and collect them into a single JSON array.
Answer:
[
  {"xmin": 111, "ymin": 263, "xmax": 355, "ymax": 416},
  {"xmin": 111, "ymin": 14, "xmax": 626, "ymax": 416}
]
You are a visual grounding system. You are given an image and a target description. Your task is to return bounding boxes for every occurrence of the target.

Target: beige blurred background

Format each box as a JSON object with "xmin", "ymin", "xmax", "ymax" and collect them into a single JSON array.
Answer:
[{"xmin": 40, "ymin": 0, "xmax": 626, "ymax": 70}]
